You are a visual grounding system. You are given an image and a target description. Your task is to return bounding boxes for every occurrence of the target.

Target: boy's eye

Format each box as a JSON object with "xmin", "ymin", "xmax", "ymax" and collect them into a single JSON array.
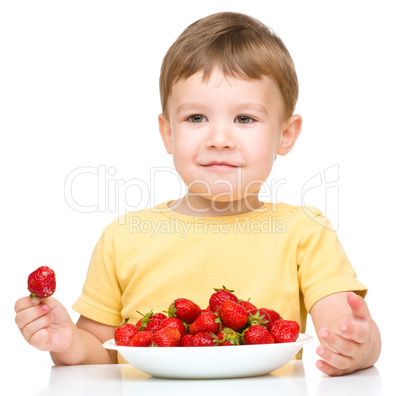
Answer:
[
  {"xmin": 235, "ymin": 115, "xmax": 254, "ymax": 124},
  {"xmin": 187, "ymin": 114, "xmax": 207, "ymax": 123}
]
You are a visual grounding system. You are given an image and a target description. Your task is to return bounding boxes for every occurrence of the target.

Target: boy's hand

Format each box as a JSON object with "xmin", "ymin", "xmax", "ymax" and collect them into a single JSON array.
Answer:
[
  {"xmin": 311, "ymin": 292, "xmax": 381, "ymax": 376},
  {"xmin": 15, "ymin": 296, "xmax": 75, "ymax": 353}
]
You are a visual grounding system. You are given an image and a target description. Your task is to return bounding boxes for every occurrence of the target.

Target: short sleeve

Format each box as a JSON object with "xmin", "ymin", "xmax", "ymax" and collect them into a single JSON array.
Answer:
[
  {"xmin": 297, "ymin": 213, "xmax": 367, "ymax": 313},
  {"xmin": 72, "ymin": 226, "xmax": 123, "ymax": 326}
]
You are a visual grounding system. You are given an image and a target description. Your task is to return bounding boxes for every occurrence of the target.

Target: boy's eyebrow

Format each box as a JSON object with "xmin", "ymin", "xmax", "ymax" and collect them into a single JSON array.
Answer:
[
  {"xmin": 237, "ymin": 103, "xmax": 268, "ymax": 115},
  {"xmin": 175, "ymin": 102, "xmax": 203, "ymax": 114},
  {"xmin": 175, "ymin": 102, "xmax": 268, "ymax": 115}
]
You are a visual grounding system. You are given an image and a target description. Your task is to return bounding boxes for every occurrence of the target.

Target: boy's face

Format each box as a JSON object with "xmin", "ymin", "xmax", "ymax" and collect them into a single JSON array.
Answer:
[{"xmin": 159, "ymin": 69, "xmax": 301, "ymax": 209}]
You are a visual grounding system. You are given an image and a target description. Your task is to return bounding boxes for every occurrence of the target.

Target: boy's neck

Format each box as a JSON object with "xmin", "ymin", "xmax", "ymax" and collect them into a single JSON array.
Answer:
[{"xmin": 168, "ymin": 194, "xmax": 264, "ymax": 217}]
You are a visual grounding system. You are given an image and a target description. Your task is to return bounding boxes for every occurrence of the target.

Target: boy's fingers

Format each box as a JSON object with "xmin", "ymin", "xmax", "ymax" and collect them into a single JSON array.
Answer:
[
  {"xmin": 15, "ymin": 296, "xmax": 59, "ymax": 312},
  {"xmin": 14, "ymin": 296, "xmax": 40, "ymax": 313},
  {"xmin": 29, "ymin": 328, "xmax": 52, "ymax": 351},
  {"xmin": 15, "ymin": 302, "xmax": 50, "ymax": 331},
  {"xmin": 316, "ymin": 358, "xmax": 346, "ymax": 377},
  {"xmin": 347, "ymin": 292, "xmax": 371, "ymax": 321},
  {"xmin": 22, "ymin": 314, "xmax": 54, "ymax": 344},
  {"xmin": 338, "ymin": 321, "xmax": 369, "ymax": 344},
  {"xmin": 316, "ymin": 345, "xmax": 352, "ymax": 373},
  {"xmin": 319, "ymin": 328, "xmax": 357, "ymax": 357}
]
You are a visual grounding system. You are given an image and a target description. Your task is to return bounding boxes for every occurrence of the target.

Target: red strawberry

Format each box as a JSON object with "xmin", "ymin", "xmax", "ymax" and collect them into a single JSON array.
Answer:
[
  {"xmin": 153, "ymin": 327, "xmax": 181, "ymax": 347},
  {"xmin": 136, "ymin": 311, "xmax": 166, "ymax": 333},
  {"xmin": 153, "ymin": 313, "xmax": 168, "ymax": 320},
  {"xmin": 270, "ymin": 320, "xmax": 300, "ymax": 343},
  {"xmin": 248, "ymin": 310, "xmax": 268, "ymax": 328},
  {"xmin": 220, "ymin": 300, "xmax": 249, "ymax": 331},
  {"xmin": 168, "ymin": 298, "xmax": 201, "ymax": 324},
  {"xmin": 260, "ymin": 308, "xmax": 282, "ymax": 331},
  {"xmin": 239, "ymin": 300, "xmax": 257, "ymax": 313},
  {"xmin": 216, "ymin": 327, "xmax": 241, "ymax": 346},
  {"xmin": 27, "ymin": 266, "xmax": 56, "ymax": 298},
  {"xmin": 209, "ymin": 286, "xmax": 238, "ymax": 315},
  {"xmin": 148, "ymin": 313, "xmax": 168, "ymax": 331},
  {"xmin": 261, "ymin": 308, "xmax": 282, "ymax": 323},
  {"xmin": 189, "ymin": 311, "xmax": 221, "ymax": 335},
  {"xmin": 114, "ymin": 318, "xmax": 138, "ymax": 346},
  {"xmin": 159, "ymin": 317, "xmax": 187, "ymax": 338},
  {"xmin": 249, "ymin": 308, "xmax": 282, "ymax": 331},
  {"xmin": 180, "ymin": 334, "xmax": 194, "ymax": 347},
  {"xmin": 242, "ymin": 325, "xmax": 274, "ymax": 345},
  {"xmin": 191, "ymin": 332, "xmax": 216, "ymax": 347},
  {"xmin": 128, "ymin": 331, "xmax": 153, "ymax": 347}
]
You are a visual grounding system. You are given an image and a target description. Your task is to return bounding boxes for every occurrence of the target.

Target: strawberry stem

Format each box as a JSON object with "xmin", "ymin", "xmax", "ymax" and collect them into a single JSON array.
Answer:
[{"xmin": 213, "ymin": 285, "xmax": 234, "ymax": 293}]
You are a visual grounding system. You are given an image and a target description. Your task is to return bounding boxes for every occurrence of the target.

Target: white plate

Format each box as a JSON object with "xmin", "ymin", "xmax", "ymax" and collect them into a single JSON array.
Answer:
[{"xmin": 103, "ymin": 333, "xmax": 313, "ymax": 379}]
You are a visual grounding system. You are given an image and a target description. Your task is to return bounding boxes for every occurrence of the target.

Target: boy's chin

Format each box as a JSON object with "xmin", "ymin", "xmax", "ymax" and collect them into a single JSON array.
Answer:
[
  {"xmin": 189, "ymin": 193, "xmax": 261, "ymax": 207},
  {"xmin": 190, "ymin": 193, "xmax": 242, "ymax": 204}
]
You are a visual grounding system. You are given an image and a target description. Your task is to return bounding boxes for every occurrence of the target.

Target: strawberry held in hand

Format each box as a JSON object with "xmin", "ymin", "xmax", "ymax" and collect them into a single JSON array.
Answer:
[{"xmin": 27, "ymin": 266, "xmax": 56, "ymax": 298}]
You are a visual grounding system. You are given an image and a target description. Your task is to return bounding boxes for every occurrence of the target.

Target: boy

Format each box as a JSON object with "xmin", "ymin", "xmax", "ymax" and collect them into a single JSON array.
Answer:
[{"xmin": 15, "ymin": 12, "xmax": 380, "ymax": 376}]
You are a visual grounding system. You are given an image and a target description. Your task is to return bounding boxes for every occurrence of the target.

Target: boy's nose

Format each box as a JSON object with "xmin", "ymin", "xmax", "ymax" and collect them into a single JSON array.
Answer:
[{"xmin": 205, "ymin": 124, "xmax": 236, "ymax": 150}]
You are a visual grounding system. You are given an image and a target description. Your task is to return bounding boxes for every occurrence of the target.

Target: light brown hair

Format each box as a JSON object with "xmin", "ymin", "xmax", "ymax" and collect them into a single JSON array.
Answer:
[{"xmin": 159, "ymin": 12, "xmax": 299, "ymax": 118}]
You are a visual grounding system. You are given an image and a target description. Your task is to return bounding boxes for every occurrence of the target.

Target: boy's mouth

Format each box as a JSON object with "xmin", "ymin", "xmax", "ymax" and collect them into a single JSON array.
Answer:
[
  {"xmin": 202, "ymin": 161, "xmax": 237, "ymax": 168},
  {"xmin": 201, "ymin": 161, "xmax": 240, "ymax": 170}
]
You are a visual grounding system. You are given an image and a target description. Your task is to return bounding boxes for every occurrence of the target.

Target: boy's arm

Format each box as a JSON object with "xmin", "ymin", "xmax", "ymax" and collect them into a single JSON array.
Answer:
[{"xmin": 310, "ymin": 292, "xmax": 381, "ymax": 376}]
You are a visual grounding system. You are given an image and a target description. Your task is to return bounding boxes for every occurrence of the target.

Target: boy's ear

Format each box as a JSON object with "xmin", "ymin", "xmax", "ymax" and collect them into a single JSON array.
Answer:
[
  {"xmin": 158, "ymin": 113, "xmax": 173, "ymax": 154},
  {"xmin": 277, "ymin": 114, "xmax": 302, "ymax": 156}
]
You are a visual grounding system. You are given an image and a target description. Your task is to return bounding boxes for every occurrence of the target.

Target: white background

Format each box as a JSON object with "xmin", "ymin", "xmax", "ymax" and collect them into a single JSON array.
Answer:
[{"xmin": 1, "ymin": 0, "xmax": 401, "ymax": 390}]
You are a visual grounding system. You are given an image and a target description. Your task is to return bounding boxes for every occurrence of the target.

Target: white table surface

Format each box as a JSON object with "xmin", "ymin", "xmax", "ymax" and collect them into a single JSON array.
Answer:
[{"xmin": 8, "ymin": 360, "xmax": 389, "ymax": 396}]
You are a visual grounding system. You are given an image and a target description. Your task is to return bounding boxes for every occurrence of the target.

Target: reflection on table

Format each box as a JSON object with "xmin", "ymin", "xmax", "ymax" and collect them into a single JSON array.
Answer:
[{"xmin": 21, "ymin": 361, "xmax": 382, "ymax": 396}]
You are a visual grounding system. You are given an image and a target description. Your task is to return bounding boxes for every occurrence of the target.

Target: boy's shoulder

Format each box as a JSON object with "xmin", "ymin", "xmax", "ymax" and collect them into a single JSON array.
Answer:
[
  {"xmin": 276, "ymin": 201, "xmax": 339, "ymax": 234},
  {"xmin": 274, "ymin": 202, "xmax": 323, "ymax": 219},
  {"xmin": 275, "ymin": 203, "xmax": 337, "ymax": 236}
]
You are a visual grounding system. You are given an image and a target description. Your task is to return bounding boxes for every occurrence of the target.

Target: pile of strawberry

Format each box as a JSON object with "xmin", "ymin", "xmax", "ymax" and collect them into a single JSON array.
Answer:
[{"xmin": 114, "ymin": 287, "xmax": 300, "ymax": 347}]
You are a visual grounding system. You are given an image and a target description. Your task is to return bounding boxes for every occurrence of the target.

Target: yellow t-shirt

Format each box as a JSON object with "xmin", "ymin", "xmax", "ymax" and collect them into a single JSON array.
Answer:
[{"xmin": 73, "ymin": 201, "xmax": 367, "ymax": 356}]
